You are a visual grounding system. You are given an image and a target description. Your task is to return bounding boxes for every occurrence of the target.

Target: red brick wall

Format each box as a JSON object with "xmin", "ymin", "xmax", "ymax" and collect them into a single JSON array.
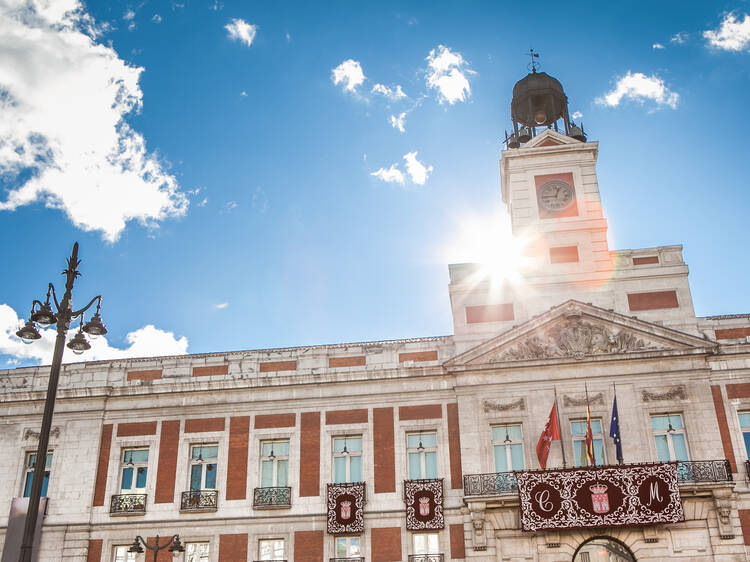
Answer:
[
  {"xmin": 740, "ymin": 510, "xmax": 750, "ymax": 545},
  {"xmin": 466, "ymin": 303, "xmax": 514, "ymax": 324},
  {"xmin": 147, "ymin": 537, "xmax": 173, "ymax": 562},
  {"xmin": 371, "ymin": 527, "xmax": 402, "ymax": 561},
  {"xmin": 447, "ymin": 403, "xmax": 463, "ymax": 489},
  {"xmin": 117, "ymin": 421, "xmax": 157, "ymax": 436},
  {"xmin": 126, "ymin": 369, "xmax": 162, "ymax": 381},
  {"xmin": 259, "ymin": 360, "xmax": 297, "ymax": 372},
  {"xmin": 398, "ymin": 350, "xmax": 438, "ymax": 363},
  {"xmin": 450, "ymin": 523, "xmax": 466, "ymax": 558},
  {"xmin": 373, "ymin": 407, "xmax": 395, "ymax": 493},
  {"xmin": 633, "ymin": 256, "xmax": 659, "ymax": 265},
  {"xmin": 299, "ymin": 412, "xmax": 320, "ymax": 497},
  {"xmin": 627, "ymin": 290, "xmax": 678, "ymax": 311},
  {"xmin": 728, "ymin": 383, "xmax": 750, "ymax": 399},
  {"xmin": 293, "ymin": 530, "xmax": 323, "ymax": 562},
  {"xmin": 219, "ymin": 534, "xmax": 247, "ymax": 562},
  {"xmin": 155, "ymin": 420, "xmax": 180, "ymax": 503},
  {"xmin": 92, "ymin": 423, "xmax": 112, "ymax": 506},
  {"xmin": 716, "ymin": 327, "xmax": 750, "ymax": 340},
  {"xmin": 226, "ymin": 416, "xmax": 250, "ymax": 500},
  {"xmin": 325, "ymin": 409, "xmax": 368, "ymax": 425},
  {"xmin": 549, "ymin": 245, "xmax": 579, "ymax": 263},
  {"xmin": 255, "ymin": 413, "xmax": 296, "ymax": 429},
  {"xmin": 399, "ymin": 404, "xmax": 443, "ymax": 420},
  {"xmin": 184, "ymin": 417, "xmax": 225, "ymax": 433},
  {"xmin": 192, "ymin": 365, "xmax": 228, "ymax": 377},
  {"xmin": 329, "ymin": 356, "xmax": 366, "ymax": 367},
  {"xmin": 86, "ymin": 539, "xmax": 102, "ymax": 562},
  {"xmin": 711, "ymin": 385, "xmax": 737, "ymax": 473}
]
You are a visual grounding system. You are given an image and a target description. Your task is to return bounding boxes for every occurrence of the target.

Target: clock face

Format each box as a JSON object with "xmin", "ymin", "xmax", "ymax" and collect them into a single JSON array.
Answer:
[{"xmin": 539, "ymin": 180, "xmax": 575, "ymax": 212}]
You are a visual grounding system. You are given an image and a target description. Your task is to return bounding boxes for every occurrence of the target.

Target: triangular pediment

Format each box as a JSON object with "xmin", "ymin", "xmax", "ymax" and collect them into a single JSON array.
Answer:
[
  {"xmin": 446, "ymin": 300, "xmax": 714, "ymax": 367},
  {"xmin": 523, "ymin": 129, "xmax": 581, "ymax": 149}
]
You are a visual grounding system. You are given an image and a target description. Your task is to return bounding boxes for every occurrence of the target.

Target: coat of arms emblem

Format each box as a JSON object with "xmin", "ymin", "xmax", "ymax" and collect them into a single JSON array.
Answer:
[
  {"xmin": 418, "ymin": 496, "xmax": 431, "ymax": 517},
  {"xmin": 339, "ymin": 500, "xmax": 351, "ymax": 520},
  {"xmin": 589, "ymin": 484, "xmax": 610, "ymax": 514}
]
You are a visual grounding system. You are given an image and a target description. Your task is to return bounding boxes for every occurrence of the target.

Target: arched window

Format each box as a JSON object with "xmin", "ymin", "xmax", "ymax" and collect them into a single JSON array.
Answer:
[{"xmin": 572, "ymin": 536, "xmax": 636, "ymax": 562}]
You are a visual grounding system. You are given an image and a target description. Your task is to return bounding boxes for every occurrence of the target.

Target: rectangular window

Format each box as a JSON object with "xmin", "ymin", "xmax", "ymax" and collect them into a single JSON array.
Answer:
[
  {"xmin": 189, "ymin": 444, "xmax": 218, "ymax": 490},
  {"xmin": 413, "ymin": 533, "xmax": 439, "ymax": 554},
  {"xmin": 492, "ymin": 424, "xmax": 524, "ymax": 472},
  {"xmin": 120, "ymin": 448, "xmax": 149, "ymax": 493},
  {"xmin": 333, "ymin": 436, "xmax": 362, "ymax": 483},
  {"xmin": 571, "ymin": 420, "xmax": 605, "ymax": 467},
  {"xmin": 23, "ymin": 451, "xmax": 52, "ymax": 498},
  {"xmin": 739, "ymin": 412, "xmax": 750, "ymax": 459},
  {"xmin": 185, "ymin": 542, "xmax": 210, "ymax": 562},
  {"xmin": 335, "ymin": 536, "xmax": 361, "ymax": 557},
  {"xmin": 112, "ymin": 546, "xmax": 136, "ymax": 562},
  {"xmin": 260, "ymin": 440, "xmax": 289, "ymax": 487},
  {"xmin": 258, "ymin": 538, "xmax": 285, "ymax": 560},
  {"xmin": 651, "ymin": 413, "xmax": 689, "ymax": 462},
  {"xmin": 407, "ymin": 432, "xmax": 438, "ymax": 479}
]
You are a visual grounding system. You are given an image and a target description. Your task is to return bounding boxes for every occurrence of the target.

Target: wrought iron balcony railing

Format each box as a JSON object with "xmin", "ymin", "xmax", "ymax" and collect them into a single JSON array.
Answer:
[
  {"xmin": 253, "ymin": 486, "xmax": 291, "ymax": 508},
  {"xmin": 110, "ymin": 493, "xmax": 146, "ymax": 514},
  {"xmin": 408, "ymin": 555, "xmax": 444, "ymax": 562},
  {"xmin": 180, "ymin": 489, "xmax": 218, "ymax": 511},
  {"xmin": 463, "ymin": 459, "xmax": 733, "ymax": 498},
  {"xmin": 330, "ymin": 558, "xmax": 365, "ymax": 562}
]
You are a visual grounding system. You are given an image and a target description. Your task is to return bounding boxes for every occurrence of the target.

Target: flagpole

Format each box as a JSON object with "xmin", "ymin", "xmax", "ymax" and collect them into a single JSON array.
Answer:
[
  {"xmin": 554, "ymin": 386, "xmax": 566, "ymax": 468},
  {"xmin": 585, "ymin": 382, "xmax": 595, "ymax": 467}
]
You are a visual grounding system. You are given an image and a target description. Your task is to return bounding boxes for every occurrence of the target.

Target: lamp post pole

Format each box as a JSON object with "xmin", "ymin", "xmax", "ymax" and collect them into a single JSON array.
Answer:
[
  {"xmin": 16, "ymin": 243, "xmax": 107, "ymax": 562},
  {"xmin": 129, "ymin": 535, "xmax": 185, "ymax": 561}
]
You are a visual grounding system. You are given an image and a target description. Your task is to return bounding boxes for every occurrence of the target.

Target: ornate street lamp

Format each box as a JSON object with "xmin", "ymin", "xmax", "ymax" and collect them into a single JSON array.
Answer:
[
  {"xmin": 129, "ymin": 535, "xmax": 185, "ymax": 562},
  {"xmin": 16, "ymin": 243, "xmax": 107, "ymax": 562}
]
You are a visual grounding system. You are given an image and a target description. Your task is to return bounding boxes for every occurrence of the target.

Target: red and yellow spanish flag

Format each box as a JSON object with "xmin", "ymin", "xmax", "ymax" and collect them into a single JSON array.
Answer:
[{"xmin": 584, "ymin": 398, "xmax": 596, "ymax": 466}]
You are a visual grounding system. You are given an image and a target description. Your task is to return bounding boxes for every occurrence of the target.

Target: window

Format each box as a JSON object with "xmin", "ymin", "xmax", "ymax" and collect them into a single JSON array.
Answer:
[
  {"xmin": 120, "ymin": 449, "xmax": 149, "ymax": 493},
  {"xmin": 413, "ymin": 533, "xmax": 439, "ymax": 554},
  {"xmin": 185, "ymin": 542, "xmax": 210, "ymax": 562},
  {"xmin": 333, "ymin": 436, "xmax": 362, "ymax": 483},
  {"xmin": 189, "ymin": 444, "xmax": 218, "ymax": 490},
  {"xmin": 260, "ymin": 440, "xmax": 289, "ymax": 487},
  {"xmin": 258, "ymin": 538, "xmax": 285, "ymax": 560},
  {"xmin": 571, "ymin": 420, "xmax": 605, "ymax": 467},
  {"xmin": 407, "ymin": 432, "xmax": 437, "ymax": 479},
  {"xmin": 23, "ymin": 451, "xmax": 52, "ymax": 498},
  {"xmin": 651, "ymin": 413, "xmax": 689, "ymax": 462},
  {"xmin": 492, "ymin": 424, "xmax": 524, "ymax": 472},
  {"xmin": 740, "ymin": 412, "xmax": 750, "ymax": 459},
  {"xmin": 112, "ymin": 546, "xmax": 136, "ymax": 562},
  {"xmin": 335, "ymin": 536, "xmax": 361, "ymax": 558}
]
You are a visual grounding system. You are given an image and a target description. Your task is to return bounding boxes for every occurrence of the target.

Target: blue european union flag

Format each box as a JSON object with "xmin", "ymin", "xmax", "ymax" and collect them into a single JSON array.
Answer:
[{"xmin": 610, "ymin": 395, "xmax": 623, "ymax": 463}]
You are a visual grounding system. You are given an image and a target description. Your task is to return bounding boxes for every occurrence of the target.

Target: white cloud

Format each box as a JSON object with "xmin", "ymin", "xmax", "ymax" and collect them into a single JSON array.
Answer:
[
  {"xmin": 0, "ymin": 304, "xmax": 188, "ymax": 365},
  {"xmin": 704, "ymin": 13, "xmax": 750, "ymax": 51},
  {"xmin": 425, "ymin": 45, "xmax": 473, "ymax": 104},
  {"xmin": 0, "ymin": 0, "xmax": 188, "ymax": 242},
  {"xmin": 240, "ymin": 90, "xmax": 248, "ymax": 97},
  {"xmin": 597, "ymin": 72, "xmax": 679, "ymax": 109},
  {"xmin": 285, "ymin": 31, "xmax": 291, "ymax": 42},
  {"xmin": 370, "ymin": 164, "xmax": 405, "ymax": 185},
  {"xmin": 403, "ymin": 151, "xmax": 432, "ymax": 185},
  {"xmin": 390, "ymin": 112, "xmax": 406, "ymax": 133},
  {"xmin": 214, "ymin": 302, "xmax": 228, "ymax": 309},
  {"xmin": 225, "ymin": 18, "xmax": 257, "ymax": 47},
  {"xmin": 652, "ymin": 43, "xmax": 665, "ymax": 49},
  {"xmin": 571, "ymin": 111, "xmax": 583, "ymax": 120},
  {"xmin": 123, "ymin": 9, "xmax": 135, "ymax": 20},
  {"xmin": 331, "ymin": 59, "xmax": 365, "ymax": 93},
  {"xmin": 252, "ymin": 186, "xmax": 268, "ymax": 213},
  {"xmin": 152, "ymin": 14, "xmax": 162, "ymax": 23},
  {"xmin": 372, "ymin": 83, "xmax": 406, "ymax": 100},
  {"xmin": 224, "ymin": 200, "xmax": 238, "ymax": 211},
  {"xmin": 670, "ymin": 32, "xmax": 688, "ymax": 44}
]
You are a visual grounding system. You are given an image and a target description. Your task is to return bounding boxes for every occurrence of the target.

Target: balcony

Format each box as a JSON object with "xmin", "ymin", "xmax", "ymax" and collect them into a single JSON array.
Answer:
[
  {"xmin": 408, "ymin": 556, "xmax": 444, "ymax": 562},
  {"xmin": 253, "ymin": 486, "xmax": 291, "ymax": 508},
  {"xmin": 110, "ymin": 493, "xmax": 146, "ymax": 515},
  {"xmin": 180, "ymin": 490, "xmax": 218, "ymax": 512},
  {"xmin": 463, "ymin": 459, "xmax": 733, "ymax": 499}
]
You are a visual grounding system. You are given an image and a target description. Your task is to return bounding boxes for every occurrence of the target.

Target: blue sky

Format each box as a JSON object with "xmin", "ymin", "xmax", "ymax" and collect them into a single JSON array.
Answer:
[{"xmin": 1, "ymin": 0, "xmax": 750, "ymax": 367}]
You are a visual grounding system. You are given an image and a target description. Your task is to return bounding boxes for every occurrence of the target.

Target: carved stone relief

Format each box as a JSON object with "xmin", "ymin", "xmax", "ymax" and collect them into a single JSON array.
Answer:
[
  {"xmin": 641, "ymin": 385, "xmax": 687, "ymax": 402},
  {"xmin": 563, "ymin": 393, "xmax": 604, "ymax": 407},
  {"xmin": 24, "ymin": 426, "xmax": 60, "ymax": 440},
  {"xmin": 483, "ymin": 398, "xmax": 526, "ymax": 413}
]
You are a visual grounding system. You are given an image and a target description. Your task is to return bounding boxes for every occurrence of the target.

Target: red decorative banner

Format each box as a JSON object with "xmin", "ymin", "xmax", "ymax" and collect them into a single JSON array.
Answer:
[
  {"xmin": 517, "ymin": 463, "xmax": 683, "ymax": 532},
  {"xmin": 404, "ymin": 479, "xmax": 444, "ymax": 530},
  {"xmin": 327, "ymin": 482, "xmax": 365, "ymax": 535}
]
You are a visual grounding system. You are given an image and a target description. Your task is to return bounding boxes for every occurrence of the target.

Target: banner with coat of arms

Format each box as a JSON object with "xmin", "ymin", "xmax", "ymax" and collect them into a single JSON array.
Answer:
[
  {"xmin": 404, "ymin": 478, "xmax": 444, "ymax": 530},
  {"xmin": 517, "ymin": 463, "xmax": 683, "ymax": 532},
  {"xmin": 327, "ymin": 482, "xmax": 365, "ymax": 534}
]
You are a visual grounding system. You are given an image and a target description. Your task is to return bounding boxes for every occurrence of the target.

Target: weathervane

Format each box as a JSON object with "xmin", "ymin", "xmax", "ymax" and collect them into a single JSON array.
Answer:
[{"xmin": 527, "ymin": 48, "xmax": 540, "ymax": 73}]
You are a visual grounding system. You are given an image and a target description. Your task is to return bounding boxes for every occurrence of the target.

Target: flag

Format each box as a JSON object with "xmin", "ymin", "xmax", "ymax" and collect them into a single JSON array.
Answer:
[
  {"xmin": 610, "ymin": 395, "xmax": 623, "ymax": 463},
  {"xmin": 585, "ymin": 397, "xmax": 596, "ymax": 466},
  {"xmin": 536, "ymin": 401, "xmax": 561, "ymax": 469}
]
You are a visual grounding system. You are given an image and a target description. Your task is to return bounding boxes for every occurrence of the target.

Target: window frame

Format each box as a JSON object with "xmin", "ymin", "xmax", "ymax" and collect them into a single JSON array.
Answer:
[
  {"xmin": 259, "ymin": 439, "xmax": 290, "ymax": 488},
  {"xmin": 119, "ymin": 447, "xmax": 150, "ymax": 493},
  {"xmin": 184, "ymin": 541, "xmax": 210, "ymax": 562},
  {"xmin": 406, "ymin": 431, "xmax": 438, "ymax": 480},
  {"xmin": 412, "ymin": 532, "xmax": 440, "ymax": 554},
  {"xmin": 257, "ymin": 537, "xmax": 285, "ymax": 561},
  {"xmin": 188, "ymin": 443, "xmax": 219, "ymax": 491},
  {"xmin": 22, "ymin": 450, "xmax": 52, "ymax": 498},
  {"xmin": 650, "ymin": 412, "xmax": 690, "ymax": 462},
  {"xmin": 332, "ymin": 434, "xmax": 363, "ymax": 483},
  {"xmin": 334, "ymin": 535, "xmax": 362, "ymax": 558},
  {"xmin": 570, "ymin": 418, "xmax": 606, "ymax": 467},
  {"xmin": 491, "ymin": 423, "xmax": 524, "ymax": 472},
  {"xmin": 112, "ymin": 545, "xmax": 136, "ymax": 562}
]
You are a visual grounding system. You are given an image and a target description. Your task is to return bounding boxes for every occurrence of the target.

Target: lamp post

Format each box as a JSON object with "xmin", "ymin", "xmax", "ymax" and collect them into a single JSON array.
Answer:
[
  {"xmin": 15, "ymin": 242, "xmax": 107, "ymax": 562},
  {"xmin": 128, "ymin": 535, "xmax": 185, "ymax": 562}
]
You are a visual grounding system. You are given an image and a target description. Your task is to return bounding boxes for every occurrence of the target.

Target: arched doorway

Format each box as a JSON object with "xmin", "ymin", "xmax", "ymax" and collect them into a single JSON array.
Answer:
[{"xmin": 572, "ymin": 536, "xmax": 636, "ymax": 562}]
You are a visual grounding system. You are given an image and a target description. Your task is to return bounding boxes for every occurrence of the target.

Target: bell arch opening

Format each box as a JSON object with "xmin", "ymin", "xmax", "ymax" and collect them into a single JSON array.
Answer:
[{"xmin": 572, "ymin": 536, "xmax": 636, "ymax": 562}]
